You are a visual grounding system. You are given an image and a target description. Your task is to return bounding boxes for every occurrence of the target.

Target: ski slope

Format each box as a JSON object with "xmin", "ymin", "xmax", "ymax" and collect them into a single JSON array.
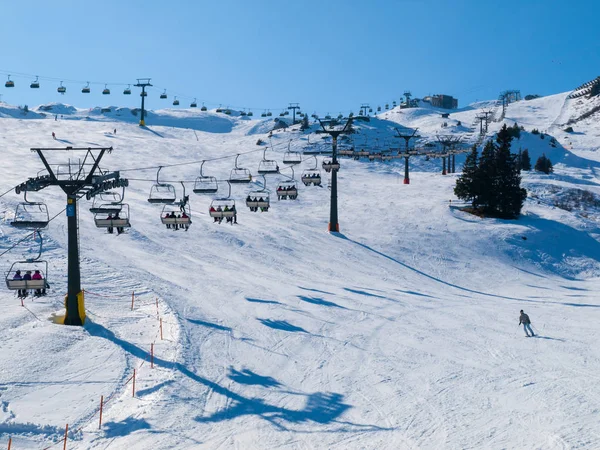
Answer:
[{"xmin": 1, "ymin": 93, "xmax": 600, "ymax": 449}]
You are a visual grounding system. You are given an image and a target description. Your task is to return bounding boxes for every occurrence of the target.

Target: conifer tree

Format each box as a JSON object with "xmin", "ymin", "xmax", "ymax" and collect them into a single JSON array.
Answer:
[
  {"xmin": 454, "ymin": 145, "xmax": 479, "ymax": 202},
  {"xmin": 535, "ymin": 154, "xmax": 553, "ymax": 174},
  {"xmin": 300, "ymin": 114, "xmax": 310, "ymax": 131},
  {"xmin": 521, "ymin": 149, "xmax": 532, "ymax": 171},
  {"xmin": 476, "ymin": 139, "xmax": 497, "ymax": 212}
]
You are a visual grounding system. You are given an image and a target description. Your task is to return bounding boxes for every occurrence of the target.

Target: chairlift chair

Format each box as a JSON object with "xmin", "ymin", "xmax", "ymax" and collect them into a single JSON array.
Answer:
[
  {"xmin": 94, "ymin": 204, "xmax": 131, "ymax": 230},
  {"xmin": 82, "ymin": 82, "xmax": 91, "ymax": 94},
  {"xmin": 283, "ymin": 141, "xmax": 302, "ymax": 165},
  {"xmin": 10, "ymin": 192, "xmax": 49, "ymax": 229},
  {"xmin": 147, "ymin": 167, "xmax": 177, "ymax": 204},
  {"xmin": 6, "ymin": 260, "xmax": 49, "ymax": 294},
  {"xmin": 257, "ymin": 148, "xmax": 280, "ymax": 175},
  {"xmin": 225, "ymin": 109, "xmax": 232, "ymax": 115},
  {"xmin": 190, "ymin": 98, "xmax": 197, "ymax": 108},
  {"xmin": 322, "ymin": 159, "xmax": 340, "ymax": 173},
  {"xmin": 123, "ymin": 85, "xmax": 132, "ymax": 95},
  {"xmin": 247, "ymin": 111, "xmax": 253, "ymax": 117},
  {"xmin": 266, "ymin": 111, "xmax": 272, "ymax": 117},
  {"xmin": 5, "ymin": 75, "xmax": 14, "ymax": 88},
  {"xmin": 161, "ymin": 203, "xmax": 192, "ymax": 229},
  {"xmin": 57, "ymin": 82, "xmax": 66, "ymax": 94},
  {"xmin": 30, "ymin": 76, "xmax": 40, "ymax": 89},
  {"xmin": 102, "ymin": 84, "xmax": 111, "ymax": 95},
  {"xmin": 193, "ymin": 161, "xmax": 218, "ymax": 194},
  {"xmin": 276, "ymin": 181, "xmax": 298, "ymax": 200},
  {"xmin": 229, "ymin": 154, "xmax": 252, "ymax": 183},
  {"xmin": 301, "ymin": 155, "xmax": 322, "ymax": 186},
  {"xmin": 246, "ymin": 176, "xmax": 270, "ymax": 212},
  {"xmin": 160, "ymin": 90, "xmax": 167, "ymax": 99},
  {"xmin": 89, "ymin": 191, "xmax": 123, "ymax": 214},
  {"xmin": 173, "ymin": 96, "xmax": 180, "ymax": 106},
  {"xmin": 140, "ymin": 91, "xmax": 147, "ymax": 97},
  {"xmin": 209, "ymin": 182, "xmax": 237, "ymax": 223},
  {"xmin": 200, "ymin": 103, "xmax": 207, "ymax": 111}
]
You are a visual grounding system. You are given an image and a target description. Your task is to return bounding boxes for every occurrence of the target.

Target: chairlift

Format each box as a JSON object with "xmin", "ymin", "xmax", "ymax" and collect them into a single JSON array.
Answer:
[
  {"xmin": 279, "ymin": 111, "xmax": 285, "ymax": 117},
  {"xmin": 283, "ymin": 140, "xmax": 302, "ymax": 165},
  {"xmin": 200, "ymin": 103, "xmax": 207, "ymax": 111},
  {"xmin": 55, "ymin": 164, "xmax": 87, "ymax": 181},
  {"xmin": 10, "ymin": 191, "xmax": 49, "ymax": 229},
  {"xmin": 161, "ymin": 182, "xmax": 192, "ymax": 230},
  {"xmin": 216, "ymin": 105, "xmax": 223, "ymax": 113},
  {"xmin": 89, "ymin": 191, "xmax": 122, "ymax": 214},
  {"xmin": 246, "ymin": 176, "xmax": 270, "ymax": 212},
  {"xmin": 193, "ymin": 160, "xmax": 218, "ymax": 194},
  {"xmin": 94, "ymin": 204, "xmax": 131, "ymax": 232},
  {"xmin": 322, "ymin": 159, "xmax": 340, "ymax": 173},
  {"xmin": 30, "ymin": 76, "xmax": 40, "ymax": 89},
  {"xmin": 301, "ymin": 155, "xmax": 322, "ymax": 186},
  {"xmin": 230, "ymin": 154, "xmax": 252, "ymax": 183},
  {"xmin": 102, "ymin": 84, "xmax": 111, "ymax": 95},
  {"xmin": 190, "ymin": 98, "xmax": 197, "ymax": 108},
  {"xmin": 173, "ymin": 96, "xmax": 180, "ymax": 106},
  {"xmin": 377, "ymin": 106, "xmax": 381, "ymax": 112},
  {"xmin": 224, "ymin": 108, "xmax": 231, "ymax": 115},
  {"xmin": 148, "ymin": 167, "xmax": 177, "ymax": 204},
  {"xmin": 276, "ymin": 180, "xmax": 298, "ymax": 200},
  {"xmin": 123, "ymin": 85, "xmax": 132, "ymax": 95},
  {"xmin": 209, "ymin": 182, "xmax": 237, "ymax": 224},
  {"xmin": 266, "ymin": 110, "xmax": 272, "ymax": 117},
  {"xmin": 240, "ymin": 110, "xmax": 247, "ymax": 116},
  {"xmin": 5, "ymin": 75, "xmax": 14, "ymax": 88},
  {"xmin": 160, "ymin": 89, "xmax": 167, "ymax": 99},
  {"xmin": 247, "ymin": 111, "xmax": 253, "ymax": 117},
  {"xmin": 385, "ymin": 104, "xmax": 389, "ymax": 110},
  {"xmin": 261, "ymin": 111, "xmax": 267, "ymax": 118},
  {"xmin": 5, "ymin": 233, "xmax": 49, "ymax": 296},
  {"xmin": 140, "ymin": 91, "xmax": 147, "ymax": 97},
  {"xmin": 393, "ymin": 100, "xmax": 397, "ymax": 107},
  {"xmin": 82, "ymin": 82, "xmax": 91, "ymax": 94},
  {"xmin": 57, "ymin": 81, "xmax": 66, "ymax": 94},
  {"xmin": 257, "ymin": 148, "xmax": 280, "ymax": 175}
]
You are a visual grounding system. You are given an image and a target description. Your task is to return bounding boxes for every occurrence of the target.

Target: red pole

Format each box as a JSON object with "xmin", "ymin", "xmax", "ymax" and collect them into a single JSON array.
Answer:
[
  {"xmin": 131, "ymin": 292, "xmax": 135, "ymax": 311},
  {"xmin": 99, "ymin": 395, "xmax": 104, "ymax": 429},
  {"xmin": 160, "ymin": 318, "xmax": 163, "ymax": 340},
  {"xmin": 151, "ymin": 343, "xmax": 154, "ymax": 369},
  {"xmin": 7, "ymin": 437, "xmax": 11, "ymax": 450},
  {"xmin": 63, "ymin": 424, "xmax": 68, "ymax": 450},
  {"xmin": 132, "ymin": 369, "xmax": 136, "ymax": 397}
]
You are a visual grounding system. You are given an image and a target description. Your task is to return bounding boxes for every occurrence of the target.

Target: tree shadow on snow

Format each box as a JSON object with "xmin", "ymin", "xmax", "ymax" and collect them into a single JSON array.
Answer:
[
  {"xmin": 187, "ymin": 318, "xmax": 232, "ymax": 332},
  {"xmin": 228, "ymin": 367, "xmax": 281, "ymax": 387},
  {"xmin": 102, "ymin": 417, "xmax": 151, "ymax": 437},
  {"xmin": 246, "ymin": 297, "xmax": 282, "ymax": 305},
  {"xmin": 344, "ymin": 288, "xmax": 387, "ymax": 299},
  {"xmin": 298, "ymin": 286, "xmax": 336, "ymax": 295},
  {"xmin": 85, "ymin": 320, "xmax": 385, "ymax": 432}
]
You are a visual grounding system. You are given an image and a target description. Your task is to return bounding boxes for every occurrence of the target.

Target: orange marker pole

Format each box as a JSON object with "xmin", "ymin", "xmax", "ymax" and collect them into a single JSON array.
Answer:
[
  {"xmin": 132, "ymin": 369, "xmax": 136, "ymax": 397},
  {"xmin": 131, "ymin": 291, "xmax": 135, "ymax": 311},
  {"xmin": 7, "ymin": 437, "xmax": 11, "ymax": 450},
  {"xmin": 63, "ymin": 424, "xmax": 68, "ymax": 450},
  {"xmin": 151, "ymin": 343, "xmax": 154, "ymax": 369},
  {"xmin": 99, "ymin": 395, "xmax": 104, "ymax": 429},
  {"xmin": 160, "ymin": 318, "xmax": 163, "ymax": 340}
]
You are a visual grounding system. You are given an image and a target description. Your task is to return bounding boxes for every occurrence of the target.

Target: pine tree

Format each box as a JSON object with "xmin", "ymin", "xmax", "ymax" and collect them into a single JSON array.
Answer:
[
  {"xmin": 495, "ymin": 128, "xmax": 527, "ymax": 218},
  {"xmin": 476, "ymin": 139, "xmax": 498, "ymax": 212},
  {"xmin": 535, "ymin": 154, "xmax": 553, "ymax": 174},
  {"xmin": 521, "ymin": 149, "xmax": 532, "ymax": 171},
  {"xmin": 454, "ymin": 145, "xmax": 479, "ymax": 202},
  {"xmin": 300, "ymin": 114, "xmax": 310, "ymax": 131}
]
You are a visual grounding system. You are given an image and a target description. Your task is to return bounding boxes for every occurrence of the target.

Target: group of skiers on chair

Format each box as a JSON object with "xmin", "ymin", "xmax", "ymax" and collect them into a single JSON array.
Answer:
[
  {"xmin": 246, "ymin": 195, "xmax": 269, "ymax": 212},
  {"xmin": 12, "ymin": 270, "xmax": 48, "ymax": 299},
  {"xmin": 276, "ymin": 185, "xmax": 297, "ymax": 200},
  {"xmin": 105, "ymin": 212, "xmax": 125, "ymax": 234},
  {"xmin": 163, "ymin": 211, "xmax": 190, "ymax": 231},
  {"xmin": 209, "ymin": 205, "xmax": 237, "ymax": 224}
]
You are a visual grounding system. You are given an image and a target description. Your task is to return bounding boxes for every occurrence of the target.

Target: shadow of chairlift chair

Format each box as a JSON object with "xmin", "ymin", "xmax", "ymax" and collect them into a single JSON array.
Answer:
[
  {"xmin": 301, "ymin": 155, "xmax": 322, "ymax": 187},
  {"xmin": 5, "ymin": 233, "xmax": 50, "ymax": 297},
  {"xmin": 193, "ymin": 160, "xmax": 218, "ymax": 194},
  {"xmin": 246, "ymin": 175, "xmax": 270, "ymax": 212},
  {"xmin": 10, "ymin": 191, "xmax": 50, "ymax": 230},
  {"xmin": 257, "ymin": 148, "xmax": 280, "ymax": 175},
  {"xmin": 229, "ymin": 154, "xmax": 252, "ymax": 184},
  {"xmin": 148, "ymin": 167, "xmax": 177, "ymax": 204},
  {"xmin": 161, "ymin": 182, "xmax": 192, "ymax": 230}
]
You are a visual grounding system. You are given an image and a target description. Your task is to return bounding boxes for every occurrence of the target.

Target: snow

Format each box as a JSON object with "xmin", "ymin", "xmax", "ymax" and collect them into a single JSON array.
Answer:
[{"xmin": 1, "ymin": 92, "xmax": 600, "ymax": 449}]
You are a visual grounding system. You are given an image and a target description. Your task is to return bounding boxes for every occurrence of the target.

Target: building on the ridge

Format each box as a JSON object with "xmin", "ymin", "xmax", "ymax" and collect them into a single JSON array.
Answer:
[{"xmin": 430, "ymin": 94, "xmax": 458, "ymax": 110}]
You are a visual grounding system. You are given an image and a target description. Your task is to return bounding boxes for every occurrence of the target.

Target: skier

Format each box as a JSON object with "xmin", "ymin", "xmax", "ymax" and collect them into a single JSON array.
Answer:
[
  {"xmin": 519, "ymin": 310, "xmax": 535, "ymax": 337},
  {"xmin": 52, "ymin": 132, "xmax": 56, "ymax": 140}
]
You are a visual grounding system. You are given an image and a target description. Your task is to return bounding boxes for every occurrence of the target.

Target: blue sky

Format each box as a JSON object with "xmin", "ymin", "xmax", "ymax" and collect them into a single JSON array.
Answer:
[{"xmin": 1, "ymin": 0, "xmax": 598, "ymax": 115}]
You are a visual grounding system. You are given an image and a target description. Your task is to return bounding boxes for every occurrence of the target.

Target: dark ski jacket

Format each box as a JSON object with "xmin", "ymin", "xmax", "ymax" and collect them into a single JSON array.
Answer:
[{"xmin": 519, "ymin": 312, "xmax": 531, "ymax": 325}]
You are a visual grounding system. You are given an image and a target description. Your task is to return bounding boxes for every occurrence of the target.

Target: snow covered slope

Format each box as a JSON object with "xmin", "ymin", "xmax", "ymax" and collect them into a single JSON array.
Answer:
[{"xmin": 0, "ymin": 93, "xmax": 600, "ymax": 449}]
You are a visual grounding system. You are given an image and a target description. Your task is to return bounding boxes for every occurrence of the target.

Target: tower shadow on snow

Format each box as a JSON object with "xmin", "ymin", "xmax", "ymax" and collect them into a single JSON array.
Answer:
[{"xmin": 85, "ymin": 320, "xmax": 387, "ymax": 432}]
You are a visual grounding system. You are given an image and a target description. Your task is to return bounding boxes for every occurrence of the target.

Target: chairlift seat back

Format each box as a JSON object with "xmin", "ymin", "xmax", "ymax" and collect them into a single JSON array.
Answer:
[{"xmin": 6, "ymin": 279, "xmax": 47, "ymax": 290}]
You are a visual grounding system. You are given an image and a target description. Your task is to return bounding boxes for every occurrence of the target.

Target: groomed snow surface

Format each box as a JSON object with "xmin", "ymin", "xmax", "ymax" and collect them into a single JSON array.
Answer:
[{"xmin": 1, "ymin": 95, "xmax": 600, "ymax": 449}]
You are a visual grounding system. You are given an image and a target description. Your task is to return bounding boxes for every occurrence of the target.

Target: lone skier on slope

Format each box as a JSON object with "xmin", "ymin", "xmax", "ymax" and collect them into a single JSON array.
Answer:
[{"xmin": 519, "ymin": 310, "xmax": 535, "ymax": 337}]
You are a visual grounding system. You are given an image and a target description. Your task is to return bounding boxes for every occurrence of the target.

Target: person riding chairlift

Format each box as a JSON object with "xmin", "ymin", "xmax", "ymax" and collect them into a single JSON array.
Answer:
[{"xmin": 32, "ymin": 270, "xmax": 46, "ymax": 297}]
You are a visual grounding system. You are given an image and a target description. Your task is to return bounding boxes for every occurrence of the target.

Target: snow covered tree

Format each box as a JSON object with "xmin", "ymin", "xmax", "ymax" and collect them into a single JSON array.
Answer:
[
  {"xmin": 520, "ymin": 149, "xmax": 532, "ymax": 171},
  {"xmin": 535, "ymin": 154, "xmax": 553, "ymax": 174},
  {"xmin": 454, "ymin": 145, "xmax": 479, "ymax": 202}
]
